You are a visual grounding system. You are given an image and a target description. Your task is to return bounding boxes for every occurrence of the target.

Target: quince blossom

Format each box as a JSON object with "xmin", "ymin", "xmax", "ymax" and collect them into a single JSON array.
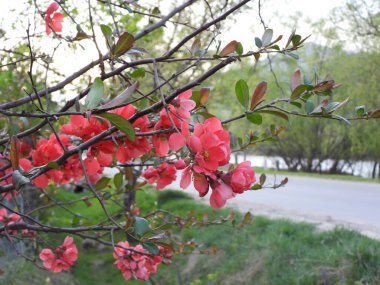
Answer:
[
  {"xmin": 45, "ymin": 2, "xmax": 64, "ymax": 36},
  {"xmin": 39, "ymin": 236, "xmax": 78, "ymax": 272}
]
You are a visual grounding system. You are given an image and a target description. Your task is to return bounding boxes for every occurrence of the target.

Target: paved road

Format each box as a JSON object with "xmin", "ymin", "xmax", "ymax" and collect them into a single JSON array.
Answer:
[{"xmin": 169, "ymin": 174, "xmax": 380, "ymax": 239}]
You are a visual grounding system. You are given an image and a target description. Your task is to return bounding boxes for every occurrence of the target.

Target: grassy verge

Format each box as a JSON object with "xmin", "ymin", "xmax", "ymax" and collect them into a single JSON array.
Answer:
[
  {"xmin": 254, "ymin": 166, "xmax": 380, "ymax": 183},
  {"xmin": 4, "ymin": 188, "xmax": 380, "ymax": 285}
]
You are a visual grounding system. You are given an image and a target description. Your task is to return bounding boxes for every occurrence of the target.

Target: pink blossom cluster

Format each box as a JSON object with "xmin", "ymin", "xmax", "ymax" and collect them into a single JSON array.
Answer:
[
  {"xmin": 113, "ymin": 241, "xmax": 172, "ymax": 281},
  {"xmin": 39, "ymin": 236, "xmax": 78, "ymax": 272},
  {"xmin": 143, "ymin": 117, "xmax": 256, "ymax": 208},
  {"xmin": 0, "ymin": 208, "xmax": 30, "ymax": 235}
]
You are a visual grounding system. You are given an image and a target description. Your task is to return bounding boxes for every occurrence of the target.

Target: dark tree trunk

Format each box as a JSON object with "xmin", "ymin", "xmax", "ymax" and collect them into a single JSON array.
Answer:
[{"xmin": 372, "ymin": 161, "xmax": 378, "ymax": 179}]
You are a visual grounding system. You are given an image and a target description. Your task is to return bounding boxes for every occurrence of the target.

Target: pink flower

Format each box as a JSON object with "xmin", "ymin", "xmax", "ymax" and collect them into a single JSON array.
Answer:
[
  {"xmin": 60, "ymin": 115, "xmax": 108, "ymax": 141},
  {"xmin": 40, "ymin": 236, "xmax": 78, "ymax": 272},
  {"xmin": 142, "ymin": 162, "xmax": 177, "ymax": 189},
  {"xmin": 188, "ymin": 118, "xmax": 230, "ymax": 171},
  {"xmin": 132, "ymin": 207, "xmax": 140, "ymax": 216},
  {"xmin": 209, "ymin": 182, "xmax": 235, "ymax": 209},
  {"xmin": 113, "ymin": 241, "xmax": 172, "ymax": 281},
  {"xmin": 159, "ymin": 90, "xmax": 195, "ymax": 129},
  {"xmin": 180, "ymin": 166, "xmax": 210, "ymax": 197},
  {"xmin": 0, "ymin": 209, "xmax": 31, "ymax": 235},
  {"xmin": 171, "ymin": 90, "xmax": 196, "ymax": 120},
  {"xmin": 45, "ymin": 2, "xmax": 64, "ymax": 36},
  {"xmin": 174, "ymin": 159, "xmax": 187, "ymax": 170},
  {"xmin": 225, "ymin": 162, "xmax": 256, "ymax": 193}
]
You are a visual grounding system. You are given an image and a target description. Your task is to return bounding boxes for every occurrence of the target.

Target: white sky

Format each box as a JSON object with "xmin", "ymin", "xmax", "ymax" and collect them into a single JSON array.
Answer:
[{"xmin": 0, "ymin": 0, "xmax": 347, "ymax": 100}]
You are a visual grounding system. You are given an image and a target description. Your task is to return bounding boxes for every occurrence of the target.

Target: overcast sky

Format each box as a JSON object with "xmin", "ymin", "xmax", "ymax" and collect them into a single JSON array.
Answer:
[{"xmin": 0, "ymin": 0, "xmax": 347, "ymax": 100}]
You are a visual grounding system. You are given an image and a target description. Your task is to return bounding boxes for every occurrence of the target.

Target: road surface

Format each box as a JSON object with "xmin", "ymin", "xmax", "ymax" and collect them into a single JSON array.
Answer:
[{"xmin": 169, "ymin": 174, "xmax": 380, "ymax": 239}]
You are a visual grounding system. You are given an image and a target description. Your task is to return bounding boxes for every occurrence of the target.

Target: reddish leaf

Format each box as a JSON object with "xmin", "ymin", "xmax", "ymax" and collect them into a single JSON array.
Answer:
[
  {"xmin": 242, "ymin": 212, "xmax": 252, "ymax": 225},
  {"xmin": 310, "ymin": 99, "xmax": 329, "ymax": 114},
  {"xmin": 270, "ymin": 34, "xmax": 283, "ymax": 45},
  {"xmin": 111, "ymin": 32, "xmax": 135, "ymax": 57},
  {"xmin": 10, "ymin": 136, "xmax": 19, "ymax": 170},
  {"xmin": 250, "ymin": 81, "xmax": 267, "ymax": 110},
  {"xmin": 153, "ymin": 242, "xmax": 174, "ymax": 252},
  {"xmin": 200, "ymin": 87, "xmax": 211, "ymax": 105},
  {"xmin": 312, "ymin": 80, "xmax": 335, "ymax": 93},
  {"xmin": 72, "ymin": 32, "xmax": 94, "ymax": 41},
  {"xmin": 219, "ymin": 40, "xmax": 238, "ymax": 57},
  {"xmin": 191, "ymin": 37, "xmax": 201, "ymax": 55},
  {"xmin": 291, "ymin": 69, "xmax": 301, "ymax": 91},
  {"xmin": 369, "ymin": 108, "xmax": 380, "ymax": 118}
]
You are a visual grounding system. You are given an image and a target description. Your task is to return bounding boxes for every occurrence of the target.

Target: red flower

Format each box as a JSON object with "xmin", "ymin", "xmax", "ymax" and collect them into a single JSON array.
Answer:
[
  {"xmin": 60, "ymin": 115, "xmax": 108, "ymax": 141},
  {"xmin": 20, "ymin": 135, "xmax": 70, "ymax": 188},
  {"xmin": 45, "ymin": 2, "xmax": 64, "ymax": 36},
  {"xmin": 113, "ymin": 107, "xmax": 152, "ymax": 162},
  {"xmin": 40, "ymin": 236, "xmax": 78, "ymax": 272},
  {"xmin": 142, "ymin": 162, "xmax": 177, "ymax": 189}
]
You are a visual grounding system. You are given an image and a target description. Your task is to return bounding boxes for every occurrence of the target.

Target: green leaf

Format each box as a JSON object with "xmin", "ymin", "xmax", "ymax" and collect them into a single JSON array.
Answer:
[
  {"xmin": 47, "ymin": 161, "xmax": 60, "ymax": 169},
  {"xmin": 98, "ymin": 113, "xmax": 135, "ymax": 141},
  {"xmin": 286, "ymin": 52, "xmax": 299, "ymax": 60},
  {"xmin": 262, "ymin": 29, "xmax": 273, "ymax": 46},
  {"xmin": 111, "ymin": 32, "xmax": 135, "ymax": 57},
  {"xmin": 196, "ymin": 111, "xmax": 215, "ymax": 119},
  {"xmin": 355, "ymin": 105, "xmax": 366, "ymax": 117},
  {"xmin": 236, "ymin": 42, "xmax": 244, "ymax": 55},
  {"xmin": 254, "ymin": 37, "xmax": 262, "ymax": 48},
  {"xmin": 71, "ymin": 214, "xmax": 82, "ymax": 227},
  {"xmin": 285, "ymin": 29, "xmax": 296, "ymax": 48},
  {"xmin": 134, "ymin": 217, "xmax": 149, "ymax": 236},
  {"xmin": 100, "ymin": 24, "xmax": 113, "ymax": 49},
  {"xmin": 235, "ymin": 79, "xmax": 250, "ymax": 108},
  {"xmin": 246, "ymin": 112, "xmax": 263, "ymax": 125},
  {"xmin": 98, "ymin": 82, "xmax": 138, "ymax": 110},
  {"xmin": 290, "ymin": 101, "xmax": 302, "ymax": 109},
  {"xmin": 142, "ymin": 242, "xmax": 159, "ymax": 255},
  {"xmin": 114, "ymin": 172, "xmax": 123, "ymax": 189},
  {"xmin": 324, "ymin": 97, "xmax": 350, "ymax": 113},
  {"xmin": 258, "ymin": 110, "xmax": 289, "ymax": 121},
  {"xmin": 95, "ymin": 177, "xmax": 110, "ymax": 190},
  {"xmin": 305, "ymin": 100, "xmax": 315, "ymax": 114},
  {"xmin": 291, "ymin": 34, "xmax": 302, "ymax": 46},
  {"xmin": 269, "ymin": 45, "xmax": 280, "ymax": 50},
  {"xmin": 130, "ymin": 68, "xmax": 145, "ymax": 78},
  {"xmin": 290, "ymin": 84, "xmax": 313, "ymax": 100},
  {"xmin": 102, "ymin": 192, "xmax": 112, "ymax": 200},
  {"xmin": 190, "ymin": 90, "xmax": 201, "ymax": 106},
  {"xmin": 85, "ymin": 78, "xmax": 104, "ymax": 110}
]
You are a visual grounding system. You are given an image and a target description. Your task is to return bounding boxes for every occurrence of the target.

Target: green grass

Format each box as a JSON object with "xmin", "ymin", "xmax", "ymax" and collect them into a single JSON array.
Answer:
[
  {"xmin": 4, "ymin": 188, "xmax": 380, "ymax": 285},
  {"xmin": 254, "ymin": 166, "xmax": 380, "ymax": 183}
]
